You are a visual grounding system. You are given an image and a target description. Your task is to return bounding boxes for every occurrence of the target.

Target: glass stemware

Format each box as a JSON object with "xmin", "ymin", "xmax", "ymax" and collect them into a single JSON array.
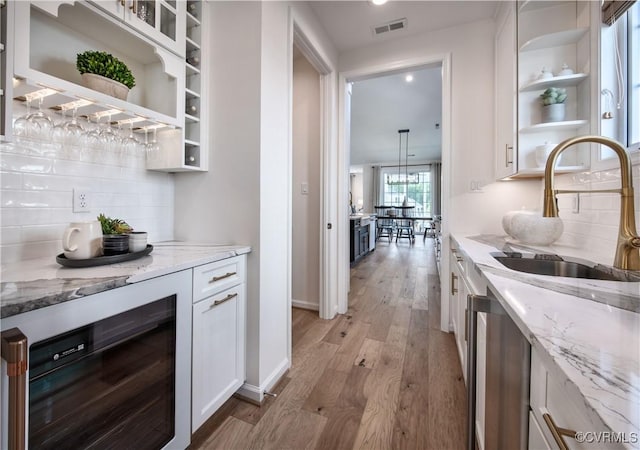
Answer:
[
  {"xmin": 99, "ymin": 113, "xmax": 121, "ymax": 155},
  {"xmin": 84, "ymin": 114, "xmax": 103, "ymax": 149},
  {"xmin": 51, "ymin": 107, "xmax": 68, "ymax": 146},
  {"xmin": 146, "ymin": 127, "xmax": 160, "ymax": 160},
  {"xmin": 27, "ymin": 97, "xmax": 54, "ymax": 141},
  {"xmin": 123, "ymin": 122, "xmax": 141, "ymax": 158},
  {"xmin": 63, "ymin": 106, "xmax": 84, "ymax": 147},
  {"xmin": 13, "ymin": 97, "xmax": 34, "ymax": 138}
]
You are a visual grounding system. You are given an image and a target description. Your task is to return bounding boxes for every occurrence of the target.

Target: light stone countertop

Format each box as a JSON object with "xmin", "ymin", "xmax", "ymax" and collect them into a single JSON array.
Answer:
[
  {"xmin": 0, "ymin": 242, "xmax": 251, "ymax": 319},
  {"xmin": 452, "ymin": 234, "xmax": 639, "ymax": 448}
]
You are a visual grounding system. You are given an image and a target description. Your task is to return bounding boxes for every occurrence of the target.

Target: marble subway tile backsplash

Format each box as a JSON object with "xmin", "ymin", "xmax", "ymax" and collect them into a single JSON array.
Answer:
[
  {"xmin": 554, "ymin": 161, "xmax": 640, "ymax": 266},
  {"xmin": 0, "ymin": 140, "xmax": 174, "ymax": 264}
]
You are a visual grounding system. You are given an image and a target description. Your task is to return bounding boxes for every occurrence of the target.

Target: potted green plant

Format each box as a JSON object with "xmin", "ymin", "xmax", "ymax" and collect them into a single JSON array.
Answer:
[
  {"xmin": 539, "ymin": 87, "xmax": 567, "ymax": 123},
  {"xmin": 97, "ymin": 213, "xmax": 133, "ymax": 255},
  {"xmin": 76, "ymin": 51, "xmax": 136, "ymax": 100}
]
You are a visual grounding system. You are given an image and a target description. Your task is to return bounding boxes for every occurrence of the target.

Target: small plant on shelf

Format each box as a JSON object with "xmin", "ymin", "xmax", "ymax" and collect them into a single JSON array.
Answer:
[
  {"xmin": 97, "ymin": 213, "xmax": 133, "ymax": 235},
  {"xmin": 76, "ymin": 51, "xmax": 136, "ymax": 89},
  {"xmin": 540, "ymin": 87, "xmax": 567, "ymax": 123},
  {"xmin": 540, "ymin": 87, "xmax": 567, "ymax": 105}
]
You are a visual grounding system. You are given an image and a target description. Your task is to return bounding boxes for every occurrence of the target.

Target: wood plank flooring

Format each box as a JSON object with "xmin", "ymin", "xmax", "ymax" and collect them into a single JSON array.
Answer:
[{"xmin": 191, "ymin": 238, "xmax": 467, "ymax": 450}]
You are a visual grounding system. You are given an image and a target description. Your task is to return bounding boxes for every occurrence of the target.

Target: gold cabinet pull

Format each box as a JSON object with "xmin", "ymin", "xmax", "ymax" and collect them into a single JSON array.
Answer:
[
  {"xmin": 211, "ymin": 293, "xmax": 238, "ymax": 308},
  {"xmin": 129, "ymin": 0, "xmax": 136, "ymax": 14},
  {"xmin": 543, "ymin": 413, "xmax": 577, "ymax": 450},
  {"xmin": 451, "ymin": 272, "xmax": 458, "ymax": 295},
  {"xmin": 120, "ymin": 0, "xmax": 125, "ymax": 6},
  {"xmin": 209, "ymin": 271, "xmax": 236, "ymax": 283}
]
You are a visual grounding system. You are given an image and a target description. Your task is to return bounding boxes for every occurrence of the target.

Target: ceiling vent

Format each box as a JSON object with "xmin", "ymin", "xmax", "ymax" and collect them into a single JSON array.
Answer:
[{"xmin": 372, "ymin": 18, "xmax": 408, "ymax": 36}]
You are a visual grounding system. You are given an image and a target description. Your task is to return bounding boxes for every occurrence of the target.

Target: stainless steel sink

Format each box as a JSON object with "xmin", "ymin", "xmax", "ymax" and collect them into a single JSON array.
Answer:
[{"xmin": 492, "ymin": 253, "xmax": 639, "ymax": 282}]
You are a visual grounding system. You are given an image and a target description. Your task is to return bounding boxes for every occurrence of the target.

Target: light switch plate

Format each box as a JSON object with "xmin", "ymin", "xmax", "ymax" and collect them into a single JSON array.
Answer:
[
  {"xmin": 571, "ymin": 193, "xmax": 580, "ymax": 214},
  {"xmin": 301, "ymin": 182, "xmax": 309, "ymax": 195}
]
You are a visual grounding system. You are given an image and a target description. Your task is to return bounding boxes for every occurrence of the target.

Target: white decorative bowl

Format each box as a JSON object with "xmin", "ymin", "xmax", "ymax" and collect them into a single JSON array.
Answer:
[
  {"xmin": 502, "ymin": 210, "xmax": 536, "ymax": 238},
  {"xmin": 510, "ymin": 213, "xmax": 564, "ymax": 246}
]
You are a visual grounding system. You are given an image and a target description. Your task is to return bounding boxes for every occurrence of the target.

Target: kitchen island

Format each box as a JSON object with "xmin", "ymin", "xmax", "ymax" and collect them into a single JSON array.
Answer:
[{"xmin": 452, "ymin": 234, "xmax": 639, "ymax": 449}]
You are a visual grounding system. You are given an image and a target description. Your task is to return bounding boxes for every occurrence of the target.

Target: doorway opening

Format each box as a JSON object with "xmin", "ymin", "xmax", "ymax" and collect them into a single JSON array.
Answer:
[
  {"xmin": 291, "ymin": 44, "xmax": 322, "ymax": 313},
  {"xmin": 337, "ymin": 56, "xmax": 452, "ymax": 331}
]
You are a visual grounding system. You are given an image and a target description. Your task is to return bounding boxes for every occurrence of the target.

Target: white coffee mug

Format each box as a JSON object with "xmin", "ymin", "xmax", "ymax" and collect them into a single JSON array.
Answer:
[{"xmin": 63, "ymin": 221, "xmax": 103, "ymax": 260}]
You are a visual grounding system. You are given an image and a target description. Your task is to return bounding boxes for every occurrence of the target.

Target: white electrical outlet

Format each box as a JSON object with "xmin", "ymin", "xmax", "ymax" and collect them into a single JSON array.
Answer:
[{"xmin": 73, "ymin": 189, "xmax": 91, "ymax": 213}]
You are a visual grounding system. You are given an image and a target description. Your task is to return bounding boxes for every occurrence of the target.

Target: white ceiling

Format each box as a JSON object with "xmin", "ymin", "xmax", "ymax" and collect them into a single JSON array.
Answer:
[
  {"xmin": 308, "ymin": 1, "xmax": 499, "ymax": 53},
  {"xmin": 350, "ymin": 66, "xmax": 442, "ymax": 165},
  {"xmin": 307, "ymin": 1, "xmax": 498, "ymax": 166}
]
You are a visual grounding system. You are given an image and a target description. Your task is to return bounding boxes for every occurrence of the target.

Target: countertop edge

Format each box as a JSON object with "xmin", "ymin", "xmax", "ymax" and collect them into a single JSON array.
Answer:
[{"xmin": 1, "ymin": 243, "xmax": 252, "ymax": 319}]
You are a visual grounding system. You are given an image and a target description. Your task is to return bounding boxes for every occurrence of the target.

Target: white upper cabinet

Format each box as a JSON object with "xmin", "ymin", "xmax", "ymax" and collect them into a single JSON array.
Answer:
[
  {"xmin": 88, "ymin": 0, "xmax": 186, "ymax": 57},
  {"xmin": 495, "ymin": 2, "xmax": 518, "ymax": 179},
  {"xmin": 495, "ymin": 1, "xmax": 599, "ymax": 179}
]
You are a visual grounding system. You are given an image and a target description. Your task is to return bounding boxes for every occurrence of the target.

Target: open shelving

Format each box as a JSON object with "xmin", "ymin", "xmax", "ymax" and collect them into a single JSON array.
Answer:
[
  {"xmin": 513, "ymin": 0, "xmax": 595, "ymax": 178},
  {"xmin": 520, "ymin": 120, "xmax": 589, "ymax": 133},
  {"xmin": 519, "ymin": 73, "xmax": 588, "ymax": 92},
  {"xmin": 9, "ymin": 1, "xmax": 184, "ymax": 137}
]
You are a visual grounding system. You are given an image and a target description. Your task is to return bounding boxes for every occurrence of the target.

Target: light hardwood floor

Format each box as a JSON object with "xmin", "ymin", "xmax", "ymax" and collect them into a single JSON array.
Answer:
[{"xmin": 191, "ymin": 238, "xmax": 467, "ymax": 450}]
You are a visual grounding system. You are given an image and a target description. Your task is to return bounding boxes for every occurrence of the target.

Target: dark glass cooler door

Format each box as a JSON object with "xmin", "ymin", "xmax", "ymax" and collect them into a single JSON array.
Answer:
[{"xmin": 28, "ymin": 296, "xmax": 177, "ymax": 450}]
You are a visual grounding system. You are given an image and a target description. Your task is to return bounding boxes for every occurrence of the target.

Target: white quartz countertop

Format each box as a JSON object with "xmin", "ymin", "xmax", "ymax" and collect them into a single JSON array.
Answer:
[
  {"xmin": 452, "ymin": 234, "xmax": 640, "ymax": 448},
  {"xmin": 0, "ymin": 242, "xmax": 251, "ymax": 319}
]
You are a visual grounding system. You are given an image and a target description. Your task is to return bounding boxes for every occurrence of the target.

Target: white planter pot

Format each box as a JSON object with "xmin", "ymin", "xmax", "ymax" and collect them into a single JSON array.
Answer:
[
  {"xmin": 81, "ymin": 73, "xmax": 129, "ymax": 100},
  {"xmin": 541, "ymin": 103, "xmax": 565, "ymax": 123}
]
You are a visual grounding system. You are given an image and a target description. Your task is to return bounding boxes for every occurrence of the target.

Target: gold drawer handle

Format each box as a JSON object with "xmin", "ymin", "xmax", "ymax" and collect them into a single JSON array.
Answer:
[
  {"xmin": 543, "ymin": 413, "xmax": 577, "ymax": 450},
  {"xmin": 209, "ymin": 271, "xmax": 236, "ymax": 283},
  {"xmin": 129, "ymin": 0, "xmax": 136, "ymax": 13},
  {"xmin": 211, "ymin": 293, "xmax": 238, "ymax": 308},
  {"xmin": 451, "ymin": 272, "xmax": 458, "ymax": 295}
]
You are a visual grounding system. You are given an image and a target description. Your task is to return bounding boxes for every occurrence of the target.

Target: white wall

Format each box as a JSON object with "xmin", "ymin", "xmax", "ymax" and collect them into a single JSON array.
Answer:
[
  {"xmin": 174, "ymin": 0, "xmax": 263, "ymax": 394},
  {"xmin": 292, "ymin": 54, "xmax": 321, "ymax": 311},
  {"xmin": 174, "ymin": 0, "xmax": 338, "ymax": 402},
  {"xmin": 0, "ymin": 129, "xmax": 174, "ymax": 264},
  {"xmin": 338, "ymin": 18, "xmax": 541, "ymax": 236}
]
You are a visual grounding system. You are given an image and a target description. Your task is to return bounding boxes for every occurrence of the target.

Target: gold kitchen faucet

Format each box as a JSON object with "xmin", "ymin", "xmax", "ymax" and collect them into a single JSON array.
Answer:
[{"xmin": 543, "ymin": 136, "xmax": 640, "ymax": 271}]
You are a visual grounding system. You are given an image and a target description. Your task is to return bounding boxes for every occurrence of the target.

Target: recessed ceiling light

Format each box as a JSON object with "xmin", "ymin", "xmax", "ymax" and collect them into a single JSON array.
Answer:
[
  {"xmin": 371, "ymin": 0, "xmax": 388, "ymax": 5},
  {"xmin": 405, "ymin": 74, "xmax": 414, "ymax": 82}
]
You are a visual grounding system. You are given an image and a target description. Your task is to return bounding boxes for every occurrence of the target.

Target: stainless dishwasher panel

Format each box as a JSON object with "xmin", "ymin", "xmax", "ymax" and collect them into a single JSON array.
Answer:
[{"xmin": 467, "ymin": 291, "xmax": 531, "ymax": 450}]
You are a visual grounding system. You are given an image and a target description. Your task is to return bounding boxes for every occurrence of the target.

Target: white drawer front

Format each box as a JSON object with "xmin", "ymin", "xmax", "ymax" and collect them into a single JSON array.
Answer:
[{"xmin": 193, "ymin": 256, "xmax": 245, "ymax": 302}]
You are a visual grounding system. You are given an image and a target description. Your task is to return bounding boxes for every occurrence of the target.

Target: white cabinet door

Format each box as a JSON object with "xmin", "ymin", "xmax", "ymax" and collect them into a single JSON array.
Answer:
[
  {"xmin": 495, "ymin": 1, "xmax": 517, "ymax": 179},
  {"xmin": 192, "ymin": 283, "xmax": 246, "ymax": 432},
  {"xmin": 449, "ymin": 255, "xmax": 467, "ymax": 381},
  {"xmin": 89, "ymin": 0, "xmax": 185, "ymax": 57}
]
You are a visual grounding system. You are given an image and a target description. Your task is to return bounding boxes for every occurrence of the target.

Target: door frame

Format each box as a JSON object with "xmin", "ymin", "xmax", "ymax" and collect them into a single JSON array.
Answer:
[
  {"xmin": 289, "ymin": 14, "xmax": 338, "ymax": 328},
  {"xmin": 336, "ymin": 54, "xmax": 452, "ymax": 331}
]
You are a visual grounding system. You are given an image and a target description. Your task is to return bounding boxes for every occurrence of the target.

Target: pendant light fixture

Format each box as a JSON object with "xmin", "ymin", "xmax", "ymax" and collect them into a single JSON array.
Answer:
[{"xmin": 398, "ymin": 129, "xmax": 410, "ymax": 212}]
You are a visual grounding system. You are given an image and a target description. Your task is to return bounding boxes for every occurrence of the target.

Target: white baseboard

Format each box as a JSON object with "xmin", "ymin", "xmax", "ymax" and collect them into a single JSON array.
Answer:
[
  {"xmin": 236, "ymin": 357, "xmax": 290, "ymax": 404},
  {"xmin": 292, "ymin": 299, "xmax": 319, "ymax": 311}
]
